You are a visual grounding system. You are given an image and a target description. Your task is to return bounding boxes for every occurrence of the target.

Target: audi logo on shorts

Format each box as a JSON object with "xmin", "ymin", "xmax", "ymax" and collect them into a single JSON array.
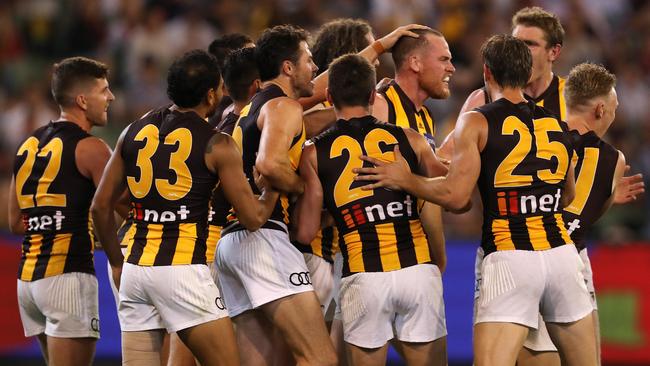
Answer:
[
  {"xmin": 289, "ymin": 272, "xmax": 312, "ymax": 286},
  {"xmin": 215, "ymin": 297, "xmax": 226, "ymax": 310},
  {"xmin": 91, "ymin": 318, "xmax": 100, "ymax": 332}
]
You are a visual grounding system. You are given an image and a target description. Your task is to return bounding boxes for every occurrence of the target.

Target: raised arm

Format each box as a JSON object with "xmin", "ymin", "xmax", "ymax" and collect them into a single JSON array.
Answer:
[
  {"xmin": 207, "ymin": 132, "xmax": 278, "ymax": 231},
  {"xmin": 303, "ymin": 105, "xmax": 336, "ymax": 138},
  {"xmin": 256, "ymin": 97, "xmax": 305, "ymax": 194},
  {"xmin": 293, "ymin": 143, "xmax": 323, "ymax": 244}
]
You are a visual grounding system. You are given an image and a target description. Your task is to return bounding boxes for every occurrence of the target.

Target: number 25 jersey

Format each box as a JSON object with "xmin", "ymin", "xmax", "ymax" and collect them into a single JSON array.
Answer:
[
  {"xmin": 476, "ymin": 99, "xmax": 573, "ymax": 256},
  {"xmin": 121, "ymin": 106, "xmax": 217, "ymax": 266}
]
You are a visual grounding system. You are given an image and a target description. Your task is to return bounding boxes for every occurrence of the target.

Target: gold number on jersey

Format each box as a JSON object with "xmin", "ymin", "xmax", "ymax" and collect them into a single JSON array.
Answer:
[
  {"xmin": 15, "ymin": 137, "xmax": 66, "ymax": 208},
  {"xmin": 155, "ymin": 128, "xmax": 192, "ymax": 200},
  {"xmin": 127, "ymin": 125, "xmax": 193, "ymax": 200},
  {"xmin": 494, "ymin": 116, "xmax": 569, "ymax": 188},
  {"xmin": 330, "ymin": 128, "xmax": 399, "ymax": 207},
  {"xmin": 564, "ymin": 148, "xmax": 599, "ymax": 215}
]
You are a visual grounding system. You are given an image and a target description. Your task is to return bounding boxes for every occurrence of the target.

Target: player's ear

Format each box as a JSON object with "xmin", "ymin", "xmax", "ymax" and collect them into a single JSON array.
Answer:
[
  {"xmin": 548, "ymin": 44, "xmax": 562, "ymax": 62},
  {"xmin": 408, "ymin": 54, "xmax": 421, "ymax": 73},
  {"xmin": 482, "ymin": 64, "xmax": 492, "ymax": 83},
  {"xmin": 326, "ymin": 87, "xmax": 334, "ymax": 106},
  {"xmin": 368, "ymin": 90, "xmax": 376, "ymax": 106},
  {"xmin": 282, "ymin": 60, "xmax": 294, "ymax": 76},
  {"xmin": 595, "ymin": 102, "xmax": 605, "ymax": 120},
  {"xmin": 75, "ymin": 93, "xmax": 88, "ymax": 111}
]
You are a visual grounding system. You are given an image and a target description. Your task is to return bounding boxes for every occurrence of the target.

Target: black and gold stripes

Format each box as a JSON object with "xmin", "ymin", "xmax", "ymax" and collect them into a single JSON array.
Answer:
[
  {"xmin": 340, "ymin": 220, "xmax": 430, "ymax": 277},
  {"xmin": 125, "ymin": 222, "xmax": 208, "ymax": 266},
  {"xmin": 379, "ymin": 81, "xmax": 435, "ymax": 138},
  {"xmin": 296, "ymin": 226, "xmax": 339, "ymax": 263},
  {"xmin": 485, "ymin": 213, "xmax": 571, "ymax": 254},
  {"xmin": 205, "ymin": 224, "xmax": 222, "ymax": 263},
  {"xmin": 526, "ymin": 74, "xmax": 567, "ymax": 121}
]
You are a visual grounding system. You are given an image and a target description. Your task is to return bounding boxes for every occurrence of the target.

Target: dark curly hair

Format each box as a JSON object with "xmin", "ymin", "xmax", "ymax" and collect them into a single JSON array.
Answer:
[
  {"xmin": 208, "ymin": 33, "xmax": 254, "ymax": 70},
  {"xmin": 255, "ymin": 25, "xmax": 309, "ymax": 82},
  {"xmin": 167, "ymin": 49, "xmax": 221, "ymax": 108},
  {"xmin": 312, "ymin": 19, "xmax": 372, "ymax": 75}
]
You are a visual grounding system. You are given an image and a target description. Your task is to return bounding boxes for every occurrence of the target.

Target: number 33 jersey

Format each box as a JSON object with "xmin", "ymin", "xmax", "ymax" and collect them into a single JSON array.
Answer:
[
  {"xmin": 476, "ymin": 99, "xmax": 574, "ymax": 256},
  {"xmin": 14, "ymin": 122, "xmax": 96, "ymax": 281},
  {"xmin": 121, "ymin": 106, "xmax": 217, "ymax": 266}
]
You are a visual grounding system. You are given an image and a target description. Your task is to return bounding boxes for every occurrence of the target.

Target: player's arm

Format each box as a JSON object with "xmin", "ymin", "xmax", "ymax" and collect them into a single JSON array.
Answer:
[
  {"xmin": 437, "ymin": 88, "xmax": 487, "ymax": 161},
  {"xmin": 612, "ymin": 153, "xmax": 645, "ymax": 205},
  {"xmin": 207, "ymin": 132, "xmax": 279, "ymax": 231},
  {"xmin": 77, "ymin": 137, "xmax": 131, "ymax": 218},
  {"xmin": 355, "ymin": 111, "xmax": 486, "ymax": 213},
  {"xmin": 8, "ymin": 177, "xmax": 24, "ymax": 235},
  {"xmin": 298, "ymin": 24, "xmax": 430, "ymax": 110},
  {"xmin": 303, "ymin": 106, "xmax": 336, "ymax": 138},
  {"xmin": 256, "ymin": 97, "xmax": 305, "ymax": 194},
  {"xmin": 90, "ymin": 130, "xmax": 128, "ymax": 288},
  {"xmin": 293, "ymin": 143, "xmax": 323, "ymax": 244},
  {"xmin": 560, "ymin": 159, "xmax": 576, "ymax": 209},
  {"xmin": 404, "ymin": 129, "xmax": 448, "ymax": 272}
]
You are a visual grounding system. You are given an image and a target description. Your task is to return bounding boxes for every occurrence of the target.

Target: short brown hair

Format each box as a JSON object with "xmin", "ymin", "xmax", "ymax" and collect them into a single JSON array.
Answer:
[
  {"xmin": 512, "ymin": 7, "xmax": 564, "ymax": 48},
  {"xmin": 565, "ymin": 63, "xmax": 616, "ymax": 109},
  {"xmin": 328, "ymin": 54, "xmax": 376, "ymax": 109},
  {"xmin": 255, "ymin": 25, "xmax": 310, "ymax": 81},
  {"xmin": 391, "ymin": 28, "xmax": 444, "ymax": 70},
  {"xmin": 481, "ymin": 35, "xmax": 531, "ymax": 89},
  {"xmin": 51, "ymin": 57, "xmax": 109, "ymax": 107}
]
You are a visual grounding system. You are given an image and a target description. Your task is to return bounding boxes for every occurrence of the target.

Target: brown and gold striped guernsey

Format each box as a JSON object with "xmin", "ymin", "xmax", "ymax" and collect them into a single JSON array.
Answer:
[
  {"xmin": 525, "ymin": 74, "xmax": 567, "ymax": 122},
  {"xmin": 378, "ymin": 80, "xmax": 436, "ymax": 149},
  {"xmin": 121, "ymin": 105, "xmax": 217, "ymax": 266},
  {"xmin": 14, "ymin": 121, "xmax": 96, "ymax": 281},
  {"xmin": 563, "ymin": 130, "xmax": 618, "ymax": 251},
  {"xmin": 476, "ymin": 99, "xmax": 573, "ymax": 256},
  {"xmin": 225, "ymin": 84, "xmax": 305, "ymax": 234},
  {"xmin": 294, "ymin": 226, "xmax": 339, "ymax": 264},
  {"xmin": 312, "ymin": 115, "xmax": 431, "ymax": 277}
]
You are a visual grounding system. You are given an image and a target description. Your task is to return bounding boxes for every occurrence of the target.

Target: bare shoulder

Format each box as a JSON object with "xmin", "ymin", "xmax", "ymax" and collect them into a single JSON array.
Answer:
[
  {"xmin": 263, "ymin": 96, "xmax": 303, "ymax": 115},
  {"xmin": 460, "ymin": 88, "xmax": 488, "ymax": 114},
  {"xmin": 76, "ymin": 136, "xmax": 112, "ymax": 162}
]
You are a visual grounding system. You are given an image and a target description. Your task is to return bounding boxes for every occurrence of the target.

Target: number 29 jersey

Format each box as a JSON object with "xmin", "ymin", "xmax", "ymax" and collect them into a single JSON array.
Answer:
[
  {"xmin": 14, "ymin": 122, "xmax": 96, "ymax": 281},
  {"xmin": 476, "ymin": 99, "xmax": 573, "ymax": 256},
  {"xmin": 312, "ymin": 116, "xmax": 431, "ymax": 277},
  {"xmin": 121, "ymin": 106, "xmax": 217, "ymax": 266}
]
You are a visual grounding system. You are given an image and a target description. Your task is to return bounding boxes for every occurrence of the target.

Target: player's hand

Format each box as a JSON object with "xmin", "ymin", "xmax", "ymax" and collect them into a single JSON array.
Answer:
[
  {"xmin": 376, "ymin": 77, "xmax": 393, "ymax": 92},
  {"xmin": 354, "ymin": 146, "xmax": 412, "ymax": 190},
  {"xmin": 253, "ymin": 166, "xmax": 269, "ymax": 193},
  {"xmin": 111, "ymin": 265, "xmax": 123, "ymax": 291},
  {"xmin": 378, "ymin": 24, "xmax": 431, "ymax": 51},
  {"xmin": 614, "ymin": 166, "xmax": 644, "ymax": 204}
]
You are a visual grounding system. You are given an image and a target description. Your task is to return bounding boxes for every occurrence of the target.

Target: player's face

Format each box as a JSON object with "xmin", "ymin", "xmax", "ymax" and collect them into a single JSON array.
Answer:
[
  {"xmin": 512, "ymin": 25, "xmax": 554, "ymax": 84},
  {"xmin": 84, "ymin": 78, "xmax": 114, "ymax": 127},
  {"xmin": 418, "ymin": 34, "xmax": 455, "ymax": 99},
  {"xmin": 291, "ymin": 41, "xmax": 318, "ymax": 98}
]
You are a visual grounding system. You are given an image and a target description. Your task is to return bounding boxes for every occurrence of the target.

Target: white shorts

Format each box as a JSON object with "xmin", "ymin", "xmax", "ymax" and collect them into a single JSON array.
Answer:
[
  {"xmin": 216, "ymin": 227, "xmax": 314, "ymax": 317},
  {"xmin": 18, "ymin": 272, "xmax": 99, "ymax": 339},
  {"xmin": 474, "ymin": 244, "xmax": 593, "ymax": 328},
  {"xmin": 340, "ymin": 264, "xmax": 446, "ymax": 348},
  {"xmin": 303, "ymin": 253, "xmax": 334, "ymax": 316},
  {"xmin": 332, "ymin": 251, "xmax": 344, "ymax": 321},
  {"xmin": 523, "ymin": 248, "xmax": 597, "ymax": 352},
  {"xmin": 118, "ymin": 262, "xmax": 227, "ymax": 333}
]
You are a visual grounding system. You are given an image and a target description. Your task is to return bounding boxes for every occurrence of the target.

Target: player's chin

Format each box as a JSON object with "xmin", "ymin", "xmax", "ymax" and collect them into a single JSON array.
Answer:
[{"xmin": 299, "ymin": 85, "xmax": 315, "ymax": 98}]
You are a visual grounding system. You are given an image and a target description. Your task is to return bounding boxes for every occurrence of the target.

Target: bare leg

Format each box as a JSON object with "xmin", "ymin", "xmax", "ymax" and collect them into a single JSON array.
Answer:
[
  {"xmin": 167, "ymin": 332, "xmax": 198, "ymax": 366},
  {"xmin": 474, "ymin": 322, "xmax": 528, "ymax": 366},
  {"xmin": 593, "ymin": 310, "xmax": 601, "ymax": 365},
  {"xmin": 122, "ymin": 330, "xmax": 165, "ymax": 366},
  {"xmin": 177, "ymin": 318, "xmax": 239, "ymax": 366},
  {"xmin": 36, "ymin": 333, "xmax": 49, "ymax": 365},
  {"xmin": 330, "ymin": 318, "xmax": 347, "ymax": 366},
  {"xmin": 400, "ymin": 337, "xmax": 447, "ymax": 366},
  {"xmin": 46, "ymin": 336, "xmax": 96, "ymax": 366},
  {"xmin": 516, "ymin": 348, "xmax": 560, "ymax": 366},
  {"xmin": 346, "ymin": 343, "xmax": 388, "ymax": 366},
  {"xmin": 262, "ymin": 292, "xmax": 337, "ymax": 366},
  {"xmin": 233, "ymin": 310, "xmax": 274, "ymax": 366},
  {"xmin": 546, "ymin": 313, "xmax": 597, "ymax": 366}
]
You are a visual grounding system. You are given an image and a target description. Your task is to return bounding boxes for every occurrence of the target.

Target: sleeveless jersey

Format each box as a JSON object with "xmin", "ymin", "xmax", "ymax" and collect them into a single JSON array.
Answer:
[
  {"xmin": 476, "ymin": 99, "xmax": 573, "ymax": 256},
  {"xmin": 225, "ymin": 84, "xmax": 305, "ymax": 234},
  {"xmin": 121, "ymin": 106, "xmax": 217, "ymax": 266},
  {"xmin": 378, "ymin": 80, "xmax": 436, "ymax": 149},
  {"xmin": 563, "ymin": 131, "xmax": 618, "ymax": 251},
  {"xmin": 525, "ymin": 74, "xmax": 567, "ymax": 121},
  {"xmin": 312, "ymin": 116, "xmax": 431, "ymax": 277},
  {"xmin": 14, "ymin": 121, "xmax": 96, "ymax": 281}
]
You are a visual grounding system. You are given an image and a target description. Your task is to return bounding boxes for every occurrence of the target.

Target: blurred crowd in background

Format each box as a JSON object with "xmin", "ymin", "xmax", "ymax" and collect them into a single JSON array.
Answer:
[{"xmin": 0, "ymin": 0, "xmax": 648, "ymax": 242}]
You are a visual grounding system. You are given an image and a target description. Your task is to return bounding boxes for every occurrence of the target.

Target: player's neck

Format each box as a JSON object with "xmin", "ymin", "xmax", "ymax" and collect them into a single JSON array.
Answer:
[
  {"xmin": 524, "ymin": 70, "xmax": 554, "ymax": 98},
  {"xmin": 567, "ymin": 112, "xmax": 603, "ymax": 137},
  {"xmin": 233, "ymin": 100, "xmax": 247, "ymax": 115},
  {"xmin": 57, "ymin": 109, "xmax": 92, "ymax": 132},
  {"xmin": 263, "ymin": 78, "xmax": 297, "ymax": 100},
  {"xmin": 395, "ymin": 74, "xmax": 427, "ymax": 111},
  {"xmin": 491, "ymin": 85, "xmax": 527, "ymax": 104},
  {"xmin": 335, "ymin": 106, "xmax": 371, "ymax": 121},
  {"xmin": 172, "ymin": 104, "xmax": 210, "ymax": 119}
]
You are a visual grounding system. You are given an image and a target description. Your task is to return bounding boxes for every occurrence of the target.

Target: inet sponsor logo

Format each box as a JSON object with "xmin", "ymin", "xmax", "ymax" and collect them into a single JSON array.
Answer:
[
  {"xmin": 24, "ymin": 211, "xmax": 65, "ymax": 231},
  {"xmin": 497, "ymin": 188, "xmax": 562, "ymax": 216},
  {"xmin": 132, "ymin": 203, "xmax": 190, "ymax": 223},
  {"xmin": 341, "ymin": 195, "xmax": 414, "ymax": 229}
]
